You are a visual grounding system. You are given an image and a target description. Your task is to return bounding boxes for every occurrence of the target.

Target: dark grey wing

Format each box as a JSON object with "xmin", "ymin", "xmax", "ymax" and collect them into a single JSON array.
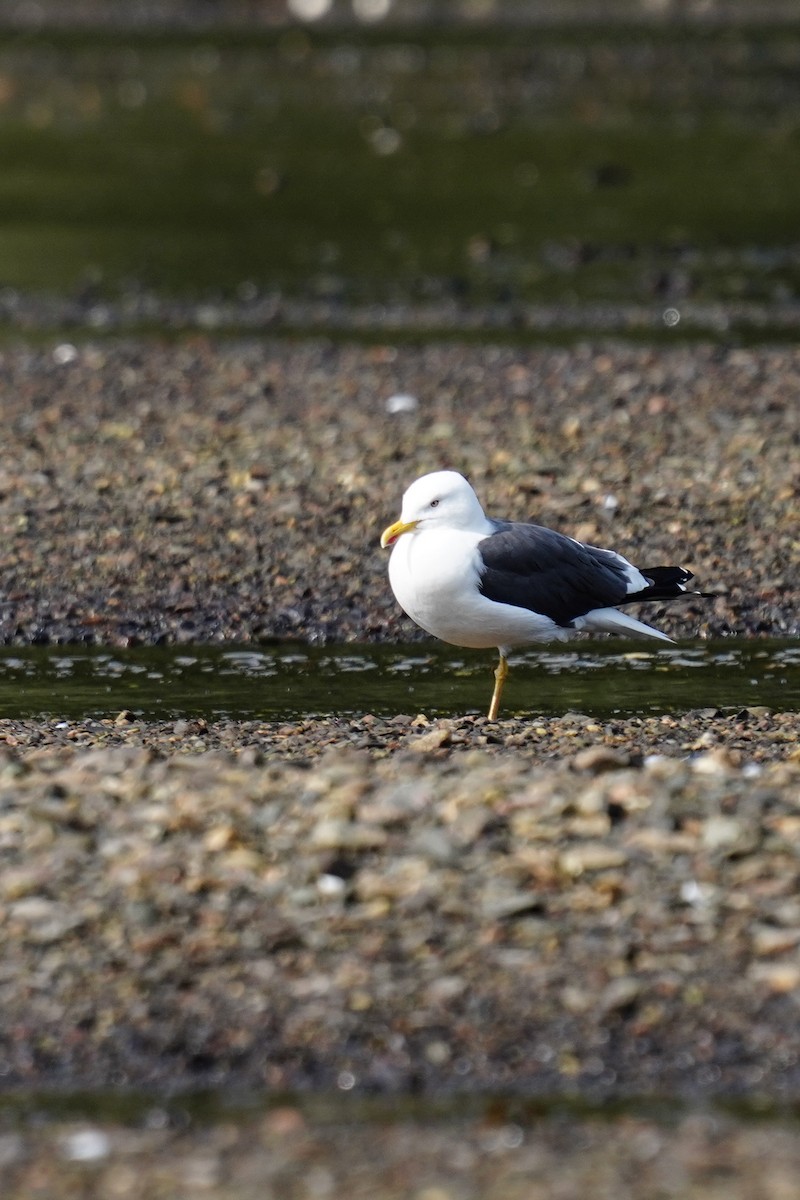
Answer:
[{"xmin": 477, "ymin": 521, "xmax": 634, "ymax": 626}]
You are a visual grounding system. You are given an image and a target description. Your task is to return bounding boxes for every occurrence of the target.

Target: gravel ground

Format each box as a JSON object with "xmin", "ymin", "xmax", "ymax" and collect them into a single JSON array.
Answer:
[
  {"xmin": 0, "ymin": 709, "xmax": 799, "ymax": 1097},
  {"xmin": 0, "ymin": 339, "xmax": 797, "ymax": 646},
  {"xmin": 0, "ymin": 337, "xmax": 798, "ymax": 1194},
  {"xmin": 0, "ymin": 711, "xmax": 800, "ymax": 1196}
]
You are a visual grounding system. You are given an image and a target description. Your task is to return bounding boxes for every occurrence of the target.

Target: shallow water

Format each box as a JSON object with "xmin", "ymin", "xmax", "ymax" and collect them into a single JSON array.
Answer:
[
  {"xmin": 0, "ymin": 639, "xmax": 797, "ymax": 720},
  {"xmin": 1, "ymin": 22, "xmax": 800, "ymax": 338},
  {"xmin": 2, "ymin": 1083, "xmax": 797, "ymax": 1126}
]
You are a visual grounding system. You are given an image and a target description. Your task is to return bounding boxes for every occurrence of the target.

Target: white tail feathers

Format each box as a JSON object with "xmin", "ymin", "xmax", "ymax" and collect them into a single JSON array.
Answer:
[{"xmin": 577, "ymin": 607, "xmax": 675, "ymax": 643}]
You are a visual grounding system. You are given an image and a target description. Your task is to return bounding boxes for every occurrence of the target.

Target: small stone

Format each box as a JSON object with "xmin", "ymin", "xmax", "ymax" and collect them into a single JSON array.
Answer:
[
  {"xmin": 702, "ymin": 815, "xmax": 745, "ymax": 852},
  {"xmin": 691, "ymin": 748, "xmax": 738, "ymax": 773},
  {"xmin": 220, "ymin": 847, "xmax": 263, "ymax": 872},
  {"xmin": 481, "ymin": 890, "xmax": 543, "ymax": 921},
  {"xmin": 409, "ymin": 728, "xmax": 451, "ymax": 753},
  {"xmin": 61, "ymin": 1129, "xmax": 111, "ymax": 1162},
  {"xmin": 561, "ymin": 986, "xmax": 592, "ymax": 1014},
  {"xmin": 751, "ymin": 925, "xmax": 800, "ymax": 957},
  {"xmin": 409, "ymin": 827, "xmax": 455, "ymax": 864},
  {"xmin": 559, "ymin": 844, "xmax": 627, "ymax": 876},
  {"xmin": 424, "ymin": 975, "xmax": 466, "ymax": 1005},
  {"xmin": 0, "ymin": 867, "xmax": 44, "ymax": 900},
  {"xmin": 750, "ymin": 963, "xmax": 800, "ymax": 992},
  {"xmin": 204, "ymin": 824, "xmax": 236, "ymax": 852},
  {"xmin": 317, "ymin": 873, "xmax": 347, "ymax": 898},
  {"xmin": 10, "ymin": 896, "xmax": 62, "ymax": 923},
  {"xmin": 310, "ymin": 819, "xmax": 387, "ymax": 850},
  {"xmin": 572, "ymin": 746, "xmax": 629, "ymax": 773},
  {"xmin": 385, "ymin": 392, "xmax": 418, "ymax": 414},
  {"xmin": 424, "ymin": 1040, "xmax": 452, "ymax": 1065},
  {"xmin": 600, "ymin": 976, "xmax": 641, "ymax": 1012},
  {"xmin": 680, "ymin": 879, "xmax": 716, "ymax": 906}
]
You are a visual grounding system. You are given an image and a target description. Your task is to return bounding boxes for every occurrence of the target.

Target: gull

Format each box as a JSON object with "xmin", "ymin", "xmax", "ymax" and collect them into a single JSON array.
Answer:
[{"xmin": 380, "ymin": 470, "xmax": 706, "ymax": 719}]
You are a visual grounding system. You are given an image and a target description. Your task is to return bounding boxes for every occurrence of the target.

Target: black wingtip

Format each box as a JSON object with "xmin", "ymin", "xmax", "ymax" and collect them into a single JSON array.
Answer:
[{"xmin": 625, "ymin": 565, "xmax": 701, "ymax": 603}]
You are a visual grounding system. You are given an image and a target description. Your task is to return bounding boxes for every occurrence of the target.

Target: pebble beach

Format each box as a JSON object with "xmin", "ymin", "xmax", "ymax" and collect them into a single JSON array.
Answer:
[{"xmin": 1, "ymin": 337, "xmax": 799, "ymax": 1196}]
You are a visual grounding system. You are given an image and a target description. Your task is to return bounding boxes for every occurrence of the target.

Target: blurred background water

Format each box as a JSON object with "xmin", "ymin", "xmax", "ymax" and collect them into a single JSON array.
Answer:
[{"xmin": 1, "ymin": 0, "xmax": 799, "ymax": 338}]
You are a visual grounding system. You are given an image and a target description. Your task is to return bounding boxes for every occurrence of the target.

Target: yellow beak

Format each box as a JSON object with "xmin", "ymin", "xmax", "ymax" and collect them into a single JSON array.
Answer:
[{"xmin": 380, "ymin": 518, "xmax": 418, "ymax": 549}]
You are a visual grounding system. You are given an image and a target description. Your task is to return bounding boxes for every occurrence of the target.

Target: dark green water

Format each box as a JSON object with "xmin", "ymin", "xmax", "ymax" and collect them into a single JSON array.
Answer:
[
  {"xmin": 1, "ymin": 1084, "xmax": 798, "ymax": 1128},
  {"xmin": 1, "ymin": 22, "xmax": 800, "ymax": 336},
  {"xmin": 1, "ymin": 639, "xmax": 797, "ymax": 720}
]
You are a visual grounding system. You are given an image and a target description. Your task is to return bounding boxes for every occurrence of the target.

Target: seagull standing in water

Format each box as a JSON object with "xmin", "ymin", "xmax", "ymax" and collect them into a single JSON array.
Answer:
[{"xmin": 380, "ymin": 470, "xmax": 705, "ymax": 719}]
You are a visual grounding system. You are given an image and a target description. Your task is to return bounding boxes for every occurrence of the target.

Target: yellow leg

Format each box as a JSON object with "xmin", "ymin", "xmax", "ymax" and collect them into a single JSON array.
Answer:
[{"xmin": 488, "ymin": 652, "xmax": 508, "ymax": 720}]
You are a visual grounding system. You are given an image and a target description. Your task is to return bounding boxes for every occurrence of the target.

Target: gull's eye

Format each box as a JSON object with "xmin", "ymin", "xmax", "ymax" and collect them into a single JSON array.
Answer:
[{"xmin": 429, "ymin": 498, "xmax": 440, "ymax": 508}]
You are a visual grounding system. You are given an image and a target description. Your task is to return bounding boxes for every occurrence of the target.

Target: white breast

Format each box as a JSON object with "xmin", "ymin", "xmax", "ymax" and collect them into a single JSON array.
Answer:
[
  {"xmin": 388, "ymin": 527, "xmax": 565, "ymax": 650},
  {"xmin": 389, "ymin": 528, "xmax": 481, "ymax": 633}
]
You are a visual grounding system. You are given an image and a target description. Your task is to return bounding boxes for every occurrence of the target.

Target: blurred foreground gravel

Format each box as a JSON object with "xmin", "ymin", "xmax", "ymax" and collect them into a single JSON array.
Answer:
[
  {"xmin": 1, "ymin": 709, "xmax": 800, "ymax": 1196},
  {"xmin": 0, "ymin": 337, "xmax": 798, "ymax": 1196},
  {"xmin": 0, "ymin": 708, "xmax": 799, "ymax": 1096}
]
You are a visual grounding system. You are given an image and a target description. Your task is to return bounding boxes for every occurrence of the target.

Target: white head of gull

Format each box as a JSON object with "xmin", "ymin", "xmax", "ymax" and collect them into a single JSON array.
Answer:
[{"xmin": 380, "ymin": 470, "xmax": 706, "ymax": 719}]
